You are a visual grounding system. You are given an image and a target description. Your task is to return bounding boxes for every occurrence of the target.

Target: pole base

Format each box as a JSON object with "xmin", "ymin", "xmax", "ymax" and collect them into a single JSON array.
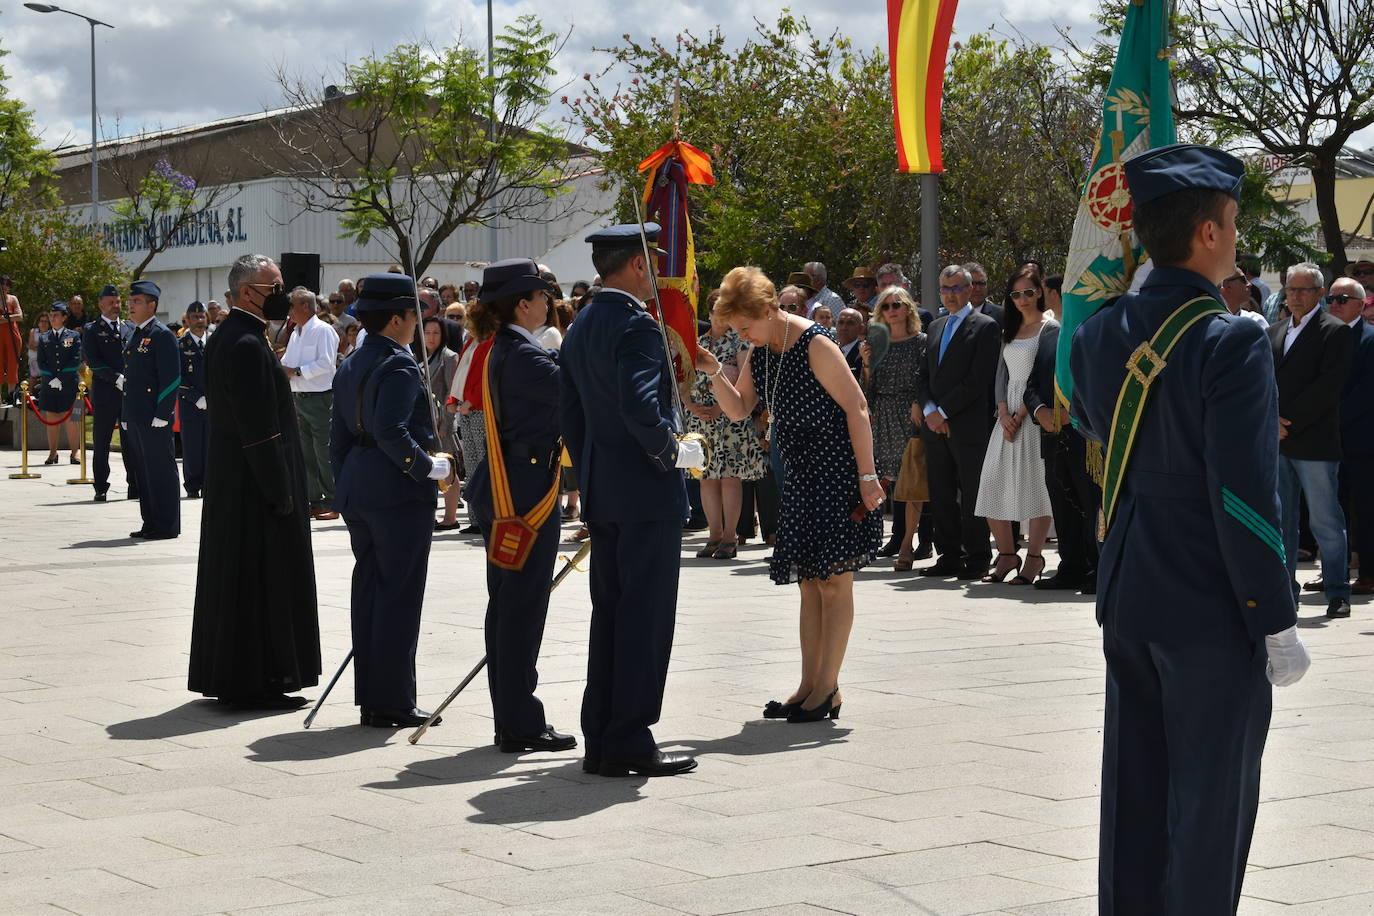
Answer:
[
  {"xmin": 8, "ymin": 473, "xmax": 41, "ymax": 479},
  {"xmin": 66, "ymin": 477, "xmax": 94, "ymax": 485}
]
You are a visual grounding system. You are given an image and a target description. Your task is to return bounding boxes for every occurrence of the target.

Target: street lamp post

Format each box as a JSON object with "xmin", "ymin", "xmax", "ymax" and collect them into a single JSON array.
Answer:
[
  {"xmin": 24, "ymin": 4, "xmax": 114, "ymax": 227},
  {"xmin": 487, "ymin": 0, "xmax": 498, "ymax": 265}
]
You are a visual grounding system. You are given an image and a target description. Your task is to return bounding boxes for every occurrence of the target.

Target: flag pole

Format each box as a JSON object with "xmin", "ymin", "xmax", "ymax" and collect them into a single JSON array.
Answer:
[{"xmin": 920, "ymin": 173, "xmax": 940, "ymax": 313}]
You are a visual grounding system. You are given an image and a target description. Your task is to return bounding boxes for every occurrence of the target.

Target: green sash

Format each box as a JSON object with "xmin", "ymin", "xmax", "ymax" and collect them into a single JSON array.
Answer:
[{"xmin": 1099, "ymin": 295, "xmax": 1225, "ymax": 538}]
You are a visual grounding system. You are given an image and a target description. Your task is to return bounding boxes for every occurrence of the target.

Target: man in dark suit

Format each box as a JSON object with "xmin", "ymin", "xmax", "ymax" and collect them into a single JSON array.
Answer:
[
  {"xmin": 1330, "ymin": 277, "xmax": 1374, "ymax": 595},
  {"xmin": 560, "ymin": 223, "xmax": 703, "ymax": 777},
  {"xmin": 120, "ymin": 280, "xmax": 181, "ymax": 540},
  {"xmin": 82, "ymin": 285, "xmax": 135, "ymax": 502},
  {"xmin": 915, "ymin": 264, "xmax": 1001, "ymax": 578},
  {"xmin": 1267, "ymin": 262, "xmax": 1355, "ymax": 617},
  {"xmin": 1023, "ymin": 321, "xmax": 1099, "ymax": 593},
  {"xmin": 833, "ymin": 307, "xmax": 865, "ymax": 384},
  {"xmin": 177, "ymin": 302, "xmax": 210, "ymax": 498},
  {"xmin": 1071, "ymin": 143, "xmax": 1308, "ymax": 913},
  {"xmin": 965, "ymin": 262, "xmax": 1004, "ymax": 326},
  {"xmin": 332, "ymin": 273, "xmax": 452, "ymax": 728}
]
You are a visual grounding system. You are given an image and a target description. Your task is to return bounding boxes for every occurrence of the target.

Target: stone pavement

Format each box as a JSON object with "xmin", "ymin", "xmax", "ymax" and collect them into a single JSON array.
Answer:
[{"xmin": 3, "ymin": 452, "xmax": 1374, "ymax": 915}]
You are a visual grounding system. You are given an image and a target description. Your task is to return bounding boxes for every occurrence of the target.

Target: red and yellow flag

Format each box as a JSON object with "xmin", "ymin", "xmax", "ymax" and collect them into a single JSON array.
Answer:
[
  {"xmin": 887, "ymin": 0, "xmax": 960, "ymax": 174},
  {"xmin": 638, "ymin": 140, "xmax": 714, "ymax": 404}
]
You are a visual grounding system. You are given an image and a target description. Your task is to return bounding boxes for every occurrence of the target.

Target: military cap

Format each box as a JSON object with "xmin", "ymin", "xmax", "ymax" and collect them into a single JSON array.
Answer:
[
  {"xmin": 585, "ymin": 223, "xmax": 667, "ymax": 256},
  {"xmin": 48, "ymin": 300, "xmax": 68, "ymax": 313},
  {"xmin": 185, "ymin": 300, "xmax": 206, "ymax": 314},
  {"xmin": 478, "ymin": 258, "xmax": 558, "ymax": 305},
  {"xmin": 354, "ymin": 272, "xmax": 418, "ymax": 312},
  {"xmin": 1124, "ymin": 143, "xmax": 1245, "ymax": 207},
  {"xmin": 130, "ymin": 279, "xmax": 161, "ymax": 300},
  {"xmin": 98, "ymin": 284, "xmax": 120, "ymax": 299}
]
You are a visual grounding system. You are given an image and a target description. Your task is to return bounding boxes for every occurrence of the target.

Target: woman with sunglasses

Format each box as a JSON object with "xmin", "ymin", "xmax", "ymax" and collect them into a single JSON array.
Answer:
[
  {"xmin": 974, "ymin": 264, "xmax": 1056, "ymax": 585},
  {"xmin": 861, "ymin": 287, "xmax": 927, "ymax": 569}
]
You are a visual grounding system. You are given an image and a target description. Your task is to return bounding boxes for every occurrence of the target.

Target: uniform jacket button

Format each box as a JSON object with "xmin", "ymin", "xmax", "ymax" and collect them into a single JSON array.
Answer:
[{"xmin": 1246, "ymin": 600, "xmax": 1257, "ymax": 608}]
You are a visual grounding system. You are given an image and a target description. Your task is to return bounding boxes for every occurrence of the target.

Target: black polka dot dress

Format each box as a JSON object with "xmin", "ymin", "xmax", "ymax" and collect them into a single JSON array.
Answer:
[{"xmin": 750, "ymin": 322, "xmax": 882, "ymax": 585}]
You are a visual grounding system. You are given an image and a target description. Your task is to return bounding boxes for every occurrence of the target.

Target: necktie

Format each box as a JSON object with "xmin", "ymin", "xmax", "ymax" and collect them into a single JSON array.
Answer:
[{"xmin": 939, "ymin": 314, "xmax": 961, "ymax": 362}]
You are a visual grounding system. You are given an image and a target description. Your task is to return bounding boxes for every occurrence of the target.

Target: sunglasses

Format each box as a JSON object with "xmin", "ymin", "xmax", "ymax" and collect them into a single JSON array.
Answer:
[
  {"xmin": 1008, "ymin": 289, "xmax": 1039, "ymax": 300},
  {"xmin": 881, "ymin": 301, "xmax": 906, "ymax": 311},
  {"xmin": 246, "ymin": 281, "xmax": 284, "ymax": 295},
  {"xmin": 328, "ymin": 297, "xmax": 343, "ymax": 304},
  {"xmin": 1327, "ymin": 294, "xmax": 1360, "ymax": 305}
]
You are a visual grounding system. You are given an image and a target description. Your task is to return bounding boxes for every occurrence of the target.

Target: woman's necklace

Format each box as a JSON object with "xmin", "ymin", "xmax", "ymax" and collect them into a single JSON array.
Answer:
[{"xmin": 764, "ymin": 314, "xmax": 792, "ymax": 440}]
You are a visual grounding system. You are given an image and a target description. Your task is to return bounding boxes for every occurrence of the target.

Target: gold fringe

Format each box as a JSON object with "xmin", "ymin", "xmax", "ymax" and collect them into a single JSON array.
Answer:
[{"xmin": 1086, "ymin": 439, "xmax": 1105, "ymax": 488}]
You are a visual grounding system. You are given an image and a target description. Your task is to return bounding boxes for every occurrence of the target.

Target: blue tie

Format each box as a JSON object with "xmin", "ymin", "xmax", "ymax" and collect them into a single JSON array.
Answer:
[{"xmin": 939, "ymin": 313, "xmax": 961, "ymax": 362}]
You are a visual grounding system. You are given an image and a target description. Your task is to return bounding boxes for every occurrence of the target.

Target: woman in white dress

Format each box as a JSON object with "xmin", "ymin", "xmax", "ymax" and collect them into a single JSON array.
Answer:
[{"xmin": 974, "ymin": 264, "xmax": 1056, "ymax": 585}]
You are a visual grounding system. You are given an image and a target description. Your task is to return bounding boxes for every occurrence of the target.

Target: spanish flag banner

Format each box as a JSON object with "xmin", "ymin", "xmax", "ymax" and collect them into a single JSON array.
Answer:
[
  {"xmin": 1056, "ymin": 0, "xmax": 1176, "ymax": 406},
  {"xmin": 887, "ymin": 0, "xmax": 959, "ymax": 174},
  {"xmin": 639, "ymin": 140, "xmax": 714, "ymax": 404}
]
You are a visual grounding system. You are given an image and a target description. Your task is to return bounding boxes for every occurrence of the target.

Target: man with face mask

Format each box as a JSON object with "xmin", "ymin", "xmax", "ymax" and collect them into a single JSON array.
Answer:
[{"xmin": 187, "ymin": 254, "xmax": 321, "ymax": 710}]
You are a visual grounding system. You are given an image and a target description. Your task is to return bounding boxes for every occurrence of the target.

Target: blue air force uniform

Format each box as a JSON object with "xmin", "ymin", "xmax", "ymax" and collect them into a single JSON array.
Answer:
[
  {"xmin": 1069, "ymin": 146, "xmax": 1298, "ymax": 913},
  {"xmin": 463, "ymin": 259, "xmax": 572, "ymax": 751},
  {"xmin": 560, "ymin": 225, "xmax": 693, "ymax": 774},
  {"xmin": 82, "ymin": 292, "xmax": 135, "ymax": 498},
  {"xmin": 36, "ymin": 315, "xmax": 83, "ymax": 413},
  {"xmin": 178, "ymin": 313, "xmax": 209, "ymax": 497},
  {"xmin": 330, "ymin": 275, "xmax": 440, "ymax": 723},
  {"xmin": 121, "ymin": 281, "xmax": 182, "ymax": 538}
]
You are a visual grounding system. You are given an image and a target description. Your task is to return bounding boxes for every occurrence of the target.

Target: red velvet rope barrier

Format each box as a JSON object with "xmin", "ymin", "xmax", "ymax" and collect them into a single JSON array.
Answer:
[{"xmin": 26, "ymin": 394, "xmax": 78, "ymax": 426}]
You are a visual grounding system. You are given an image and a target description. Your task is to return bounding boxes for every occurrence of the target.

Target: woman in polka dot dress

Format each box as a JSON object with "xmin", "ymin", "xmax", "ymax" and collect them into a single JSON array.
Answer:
[{"xmin": 697, "ymin": 267, "xmax": 883, "ymax": 723}]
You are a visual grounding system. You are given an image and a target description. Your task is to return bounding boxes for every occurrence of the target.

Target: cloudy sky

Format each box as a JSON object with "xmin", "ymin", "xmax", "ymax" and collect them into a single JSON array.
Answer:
[{"xmin": 2, "ymin": 0, "xmax": 1104, "ymax": 150}]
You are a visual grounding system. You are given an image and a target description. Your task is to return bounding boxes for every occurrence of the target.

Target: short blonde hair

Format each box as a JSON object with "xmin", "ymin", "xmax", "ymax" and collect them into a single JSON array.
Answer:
[
  {"xmin": 874, "ymin": 286, "xmax": 922, "ymax": 335},
  {"xmin": 715, "ymin": 266, "xmax": 777, "ymax": 321}
]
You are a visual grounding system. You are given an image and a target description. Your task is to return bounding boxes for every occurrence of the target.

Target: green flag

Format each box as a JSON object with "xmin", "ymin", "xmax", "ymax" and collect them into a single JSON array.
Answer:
[{"xmin": 1057, "ymin": 0, "xmax": 1176, "ymax": 406}]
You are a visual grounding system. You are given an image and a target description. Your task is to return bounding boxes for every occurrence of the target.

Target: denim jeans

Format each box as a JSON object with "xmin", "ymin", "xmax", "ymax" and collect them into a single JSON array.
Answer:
[{"xmin": 1279, "ymin": 457, "xmax": 1350, "ymax": 600}]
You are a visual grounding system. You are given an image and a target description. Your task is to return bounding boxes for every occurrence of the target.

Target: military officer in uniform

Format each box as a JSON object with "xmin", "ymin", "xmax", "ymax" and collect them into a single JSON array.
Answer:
[
  {"xmin": 36, "ymin": 301, "xmax": 84, "ymax": 465},
  {"xmin": 331, "ymin": 274, "xmax": 453, "ymax": 728},
  {"xmin": 1069, "ymin": 144, "xmax": 1311, "ymax": 913},
  {"xmin": 560, "ymin": 224, "xmax": 705, "ymax": 777},
  {"xmin": 120, "ymin": 279, "xmax": 181, "ymax": 540},
  {"xmin": 83, "ymin": 285, "xmax": 135, "ymax": 501},
  {"xmin": 464, "ymin": 259, "xmax": 576, "ymax": 754},
  {"xmin": 178, "ymin": 302, "xmax": 210, "ymax": 498}
]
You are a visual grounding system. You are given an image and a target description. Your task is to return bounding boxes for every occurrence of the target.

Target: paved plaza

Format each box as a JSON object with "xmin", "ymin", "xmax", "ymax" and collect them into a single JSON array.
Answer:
[{"xmin": 3, "ymin": 452, "xmax": 1374, "ymax": 914}]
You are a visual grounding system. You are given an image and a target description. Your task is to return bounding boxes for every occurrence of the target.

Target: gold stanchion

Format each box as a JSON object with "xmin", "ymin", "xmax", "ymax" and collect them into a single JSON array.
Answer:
[
  {"xmin": 8, "ymin": 380, "xmax": 40, "ymax": 480},
  {"xmin": 67, "ymin": 381, "xmax": 93, "ymax": 485}
]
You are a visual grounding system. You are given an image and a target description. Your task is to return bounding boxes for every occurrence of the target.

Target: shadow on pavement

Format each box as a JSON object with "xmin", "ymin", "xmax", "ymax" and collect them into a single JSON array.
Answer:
[
  {"xmin": 245, "ymin": 725, "xmax": 395, "ymax": 763},
  {"xmin": 107, "ymin": 699, "xmax": 307, "ymax": 740},
  {"xmin": 66, "ymin": 537, "xmax": 142, "ymax": 549}
]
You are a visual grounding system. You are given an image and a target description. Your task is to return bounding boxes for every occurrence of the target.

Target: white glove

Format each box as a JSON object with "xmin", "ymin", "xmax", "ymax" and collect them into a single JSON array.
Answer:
[
  {"xmin": 119, "ymin": 421, "xmax": 127, "ymax": 431},
  {"xmin": 195, "ymin": 396, "xmax": 207, "ymax": 410},
  {"xmin": 48, "ymin": 378, "xmax": 61, "ymax": 390},
  {"xmin": 151, "ymin": 417, "xmax": 168, "ymax": 428},
  {"xmin": 115, "ymin": 374, "xmax": 125, "ymax": 392},
  {"xmin": 1265, "ymin": 625, "xmax": 1311, "ymax": 687},
  {"xmin": 427, "ymin": 457, "xmax": 452, "ymax": 480},
  {"xmin": 674, "ymin": 438, "xmax": 706, "ymax": 470}
]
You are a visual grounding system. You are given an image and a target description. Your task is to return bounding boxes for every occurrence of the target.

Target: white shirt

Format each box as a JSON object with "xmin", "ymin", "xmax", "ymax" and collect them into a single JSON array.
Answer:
[
  {"xmin": 534, "ymin": 325, "xmax": 563, "ymax": 349},
  {"xmin": 838, "ymin": 339, "xmax": 860, "ymax": 358},
  {"xmin": 508, "ymin": 323, "xmax": 542, "ymax": 347},
  {"xmin": 282, "ymin": 314, "xmax": 339, "ymax": 392},
  {"xmin": 806, "ymin": 286, "xmax": 844, "ymax": 318},
  {"xmin": 1283, "ymin": 309, "xmax": 1315, "ymax": 356}
]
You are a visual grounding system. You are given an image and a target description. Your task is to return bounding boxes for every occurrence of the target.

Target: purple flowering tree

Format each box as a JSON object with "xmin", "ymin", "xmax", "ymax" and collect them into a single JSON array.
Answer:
[{"xmin": 108, "ymin": 155, "xmax": 238, "ymax": 279}]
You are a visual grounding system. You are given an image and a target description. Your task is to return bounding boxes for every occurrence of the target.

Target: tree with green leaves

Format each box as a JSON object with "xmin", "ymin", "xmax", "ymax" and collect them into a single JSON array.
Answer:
[
  {"xmin": 0, "ymin": 14, "xmax": 58, "ymax": 211},
  {"xmin": 259, "ymin": 15, "xmax": 575, "ymax": 277},
  {"xmin": 572, "ymin": 14, "xmax": 1098, "ymax": 295},
  {"xmin": 0, "ymin": 207, "xmax": 126, "ymax": 325}
]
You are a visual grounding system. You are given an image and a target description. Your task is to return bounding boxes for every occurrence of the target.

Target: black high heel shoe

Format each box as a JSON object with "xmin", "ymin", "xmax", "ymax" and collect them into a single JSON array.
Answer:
[
  {"xmin": 695, "ymin": 540, "xmax": 721, "ymax": 558},
  {"xmin": 763, "ymin": 699, "xmax": 800, "ymax": 719},
  {"xmin": 787, "ymin": 688, "xmax": 841, "ymax": 723}
]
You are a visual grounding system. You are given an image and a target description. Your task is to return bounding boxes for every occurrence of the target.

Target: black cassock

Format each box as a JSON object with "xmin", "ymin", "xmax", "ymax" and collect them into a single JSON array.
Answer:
[{"xmin": 188, "ymin": 308, "xmax": 320, "ymax": 698}]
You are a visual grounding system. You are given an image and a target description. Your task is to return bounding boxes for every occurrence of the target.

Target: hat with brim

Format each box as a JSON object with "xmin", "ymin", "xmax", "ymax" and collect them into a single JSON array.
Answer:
[
  {"xmin": 98, "ymin": 284, "xmax": 119, "ymax": 299},
  {"xmin": 49, "ymin": 301, "xmax": 68, "ymax": 314},
  {"xmin": 844, "ymin": 267, "xmax": 877, "ymax": 288},
  {"xmin": 1124, "ymin": 143, "xmax": 1245, "ymax": 207},
  {"xmin": 585, "ymin": 223, "xmax": 668, "ymax": 257},
  {"xmin": 354, "ymin": 273, "xmax": 418, "ymax": 312},
  {"xmin": 786, "ymin": 271, "xmax": 818, "ymax": 292},
  {"xmin": 478, "ymin": 258, "xmax": 558, "ymax": 305}
]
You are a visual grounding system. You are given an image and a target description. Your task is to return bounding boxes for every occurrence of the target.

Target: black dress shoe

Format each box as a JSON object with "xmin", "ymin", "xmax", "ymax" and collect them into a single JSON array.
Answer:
[
  {"xmin": 142, "ymin": 531, "xmax": 179, "ymax": 541},
  {"xmin": 1034, "ymin": 572, "xmax": 1084, "ymax": 591},
  {"xmin": 497, "ymin": 726, "xmax": 577, "ymax": 753},
  {"xmin": 598, "ymin": 751, "xmax": 697, "ymax": 777},
  {"xmin": 185, "ymin": 490, "xmax": 201, "ymax": 499},
  {"xmin": 128, "ymin": 490, "xmax": 140, "ymax": 500},
  {"xmin": 913, "ymin": 542, "xmax": 934, "ymax": 560},
  {"xmin": 129, "ymin": 529, "xmax": 147, "ymax": 539},
  {"xmin": 957, "ymin": 563, "xmax": 991, "ymax": 581},
  {"xmin": 1079, "ymin": 576, "xmax": 1097, "ymax": 596},
  {"xmin": 920, "ymin": 560, "xmax": 962, "ymax": 577},
  {"xmin": 582, "ymin": 757, "xmax": 601, "ymax": 774},
  {"xmin": 1327, "ymin": 598, "xmax": 1352, "ymax": 619},
  {"xmin": 360, "ymin": 707, "xmax": 438, "ymax": 728},
  {"xmin": 217, "ymin": 693, "xmax": 310, "ymax": 710},
  {"xmin": 460, "ymin": 524, "xmax": 481, "ymax": 534},
  {"xmin": 94, "ymin": 492, "xmax": 107, "ymax": 503},
  {"xmin": 876, "ymin": 534, "xmax": 903, "ymax": 558}
]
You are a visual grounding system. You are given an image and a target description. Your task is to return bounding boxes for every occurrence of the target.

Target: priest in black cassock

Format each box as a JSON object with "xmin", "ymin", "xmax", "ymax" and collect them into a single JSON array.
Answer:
[{"xmin": 188, "ymin": 253, "xmax": 321, "ymax": 709}]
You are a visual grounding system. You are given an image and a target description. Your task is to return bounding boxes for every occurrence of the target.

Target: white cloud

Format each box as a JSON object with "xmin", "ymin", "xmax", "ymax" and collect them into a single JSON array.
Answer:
[{"xmin": 2, "ymin": 0, "xmax": 1096, "ymax": 150}]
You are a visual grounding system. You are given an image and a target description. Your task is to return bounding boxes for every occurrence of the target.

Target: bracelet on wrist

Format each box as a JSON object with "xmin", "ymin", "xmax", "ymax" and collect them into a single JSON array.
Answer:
[{"xmin": 858, "ymin": 473, "xmax": 879, "ymax": 482}]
